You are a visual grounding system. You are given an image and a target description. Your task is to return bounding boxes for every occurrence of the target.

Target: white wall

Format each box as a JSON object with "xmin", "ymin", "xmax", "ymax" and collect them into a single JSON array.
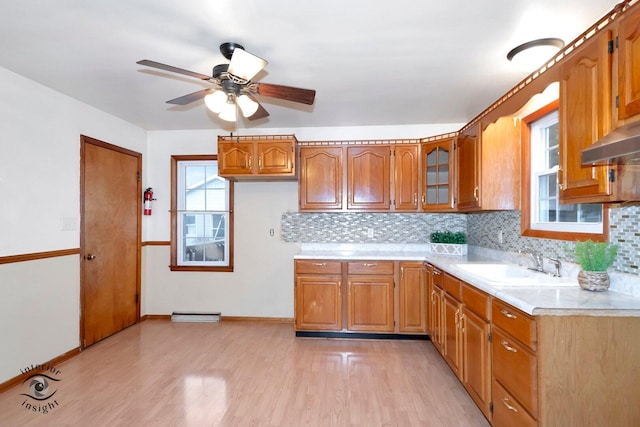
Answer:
[
  {"xmin": 0, "ymin": 66, "xmax": 146, "ymax": 384},
  {"xmin": 142, "ymin": 123, "xmax": 463, "ymax": 317}
]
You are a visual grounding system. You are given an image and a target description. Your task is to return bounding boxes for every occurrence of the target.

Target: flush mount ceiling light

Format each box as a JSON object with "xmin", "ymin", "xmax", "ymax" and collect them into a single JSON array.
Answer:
[{"xmin": 507, "ymin": 38, "xmax": 565, "ymax": 72}]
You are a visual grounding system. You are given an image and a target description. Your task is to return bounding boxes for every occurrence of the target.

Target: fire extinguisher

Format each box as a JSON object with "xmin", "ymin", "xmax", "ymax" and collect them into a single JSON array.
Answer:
[{"xmin": 143, "ymin": 188, "xmax": 155, "ymax": 216}]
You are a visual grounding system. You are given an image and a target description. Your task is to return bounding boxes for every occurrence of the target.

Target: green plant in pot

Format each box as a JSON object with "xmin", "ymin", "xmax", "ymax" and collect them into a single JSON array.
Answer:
[
  {"xmin": 572, "ymin": 240, "xmax": 618, "ymax": 291},
  {"xmin": 430, "ymin": 231, "xmax": 467, "ymax": 255}
]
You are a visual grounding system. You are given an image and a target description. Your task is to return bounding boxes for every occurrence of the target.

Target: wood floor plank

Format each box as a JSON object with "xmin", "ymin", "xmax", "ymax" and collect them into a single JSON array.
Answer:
[{"xmin": 0, "ymin": 321, "xmax": 489, "ymax": 426}]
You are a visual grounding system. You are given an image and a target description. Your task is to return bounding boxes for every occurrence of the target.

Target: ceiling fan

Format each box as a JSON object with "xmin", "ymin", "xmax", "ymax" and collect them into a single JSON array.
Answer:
[{"xmin": 136, "ymin": 42, "xmax": 316, "ymax": 122}]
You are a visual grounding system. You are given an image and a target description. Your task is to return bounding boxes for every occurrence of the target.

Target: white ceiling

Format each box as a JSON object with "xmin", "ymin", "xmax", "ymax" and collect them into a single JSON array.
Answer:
[{"xmin": 0, "ymin": 0, "xmax": 620, "ymax": 132}]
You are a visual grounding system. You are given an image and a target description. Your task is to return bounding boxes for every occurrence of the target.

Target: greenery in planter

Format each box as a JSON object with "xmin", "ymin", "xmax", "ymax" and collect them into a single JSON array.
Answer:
[
  {"xmin": 430, "ymin": 231, "xmax": 467, "ymax": 244},
  {"xmin": 572, "ymin": 240, "xmax": 618, "ymax": 272}
]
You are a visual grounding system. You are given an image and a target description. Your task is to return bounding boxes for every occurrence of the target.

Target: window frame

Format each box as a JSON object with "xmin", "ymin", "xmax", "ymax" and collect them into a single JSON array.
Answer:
[
  {"xmin": 520, "ymin": 100, "xmax": 607, "ymax": 242},
  {"xmin": 170, "ymin": 155, "xmax": 234, "ymax": 272}
]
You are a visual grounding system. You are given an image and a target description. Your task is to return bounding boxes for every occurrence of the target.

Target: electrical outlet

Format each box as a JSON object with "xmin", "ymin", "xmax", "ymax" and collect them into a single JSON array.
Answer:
[
  {"xmin": 367, "ymin": 228, "xmax": 374, "ymax": 238},
  {"xmin": 497, "ymin": 230, "xmax": 503, "ymax": 244}
]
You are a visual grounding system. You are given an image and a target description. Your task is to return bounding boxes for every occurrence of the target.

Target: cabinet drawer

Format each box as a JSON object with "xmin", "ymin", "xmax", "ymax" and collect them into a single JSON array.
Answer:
[
  {"xmin": 492, "ymin": 379, "xmax": 537, "ymax": 427},
  {"xmin": 461, "ymin": 282, "xmax": 490, "ymax": 320},
  {"xmin": 493, "ymin": 327, "xmax": 538, "ymax": 418},
  {"xmin": 347, "ymin": 261, "xmax": 394, "ymax": 275},
  {"xmin": 442, "ymin": 273, "xmax": 461, "ymax": 300},
  {"xmin": 492, "ymin": 299, "xmax": 536, "ymax": 350},
  {"xmin": 295, "ymin": 260, "xmax": 342, "ymax": 275}
]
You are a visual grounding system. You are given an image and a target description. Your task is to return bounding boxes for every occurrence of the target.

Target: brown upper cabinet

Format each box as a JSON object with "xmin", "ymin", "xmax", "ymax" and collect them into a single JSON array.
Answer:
[
  {"xmin": 422, "ymin": 138, "xmax": 455, "ymax": 211},
  {"xmin": 299, "ymin": 146, "xmax": 344, "ymax": 211},
  {"xmin": 347, "ymin": 145, "xmax": 392, "ymax": 210},
  {"xmin": 456, "ymin": 124, "xmax": 481, "ymax": 210},
  {"xmin": 394, "ymin": 144, "xmax": 421, "ymax": 211},
  {"xmin": 217, "ymin": 135, "xmax": 297, "ymax": 180},
  {"xmin": 616, "ymin": 8, "xmax": 640, "ymax": 122}
]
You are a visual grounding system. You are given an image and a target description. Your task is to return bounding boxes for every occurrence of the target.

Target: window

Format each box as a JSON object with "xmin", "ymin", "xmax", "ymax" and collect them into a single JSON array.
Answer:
[
  {"xmin": 521, "ymin": 100, "xmax": 606, "ymax": 241},
  {"xmin": 170, "ymin": 155, "xmax": 234, "ymax": 271}
]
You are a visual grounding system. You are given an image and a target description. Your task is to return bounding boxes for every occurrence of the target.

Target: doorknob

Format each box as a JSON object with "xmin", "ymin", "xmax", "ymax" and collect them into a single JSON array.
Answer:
[{"xmin": 85, "ymin": 254, "xmax": 96, "ymax": 260}]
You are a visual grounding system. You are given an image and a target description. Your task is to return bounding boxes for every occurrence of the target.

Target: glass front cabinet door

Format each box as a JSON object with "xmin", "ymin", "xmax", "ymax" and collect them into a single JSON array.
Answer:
[{"xmin": 422, "ymin": 138, "xmax": 455, "ymax": 211}]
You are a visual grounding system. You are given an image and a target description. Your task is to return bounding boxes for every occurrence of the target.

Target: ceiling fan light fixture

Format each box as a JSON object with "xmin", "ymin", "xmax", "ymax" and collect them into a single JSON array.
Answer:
[
  {"xmin": 507, "ymin": 37, "xmax": 565, "ymax": 72},
  {"xmin": 227, "ymin": 48, "xmax": 268, "ymax": 82},
  {"xmin": 237, "ymin": 94, "xmax": 259, "ymax": 118},
  {"xmin": 204, "ymin": 90, "xmax": 227, "ymax": 113},
  {"xmin": 218, "ymin": 96, "xmax": 237, "ymax": 122}
]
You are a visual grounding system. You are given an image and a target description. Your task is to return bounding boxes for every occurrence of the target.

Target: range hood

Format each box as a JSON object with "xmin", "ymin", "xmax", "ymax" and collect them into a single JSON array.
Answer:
[{"xmin": 581, "ymin": 120, "xmax": 640, "ymax": 165}]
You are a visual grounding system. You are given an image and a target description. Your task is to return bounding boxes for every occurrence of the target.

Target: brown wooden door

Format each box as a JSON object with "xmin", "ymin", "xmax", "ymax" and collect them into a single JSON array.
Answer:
[
  {"xmin": 295, "ymin": 275, "xmax": 342, "ymax": 331},
  {"xmin": 617, "ymin": 10, "xmax": 640, "ymax": 120},
  {"xmin": 257, "ymin": 141, "xmax": 294, "ymax": 175},
  {"xmin": 422, "ymin": 138, "xmax": 455, "ymax": 211},
  {"xmin": 347, "ymin": 145, "xmax": 391, "ymax": 210},
  {"xmin": 398, "ymin": 262, "xmax": 426, "ymax": 333},
  {"xmin": 456, "ymin": 128, "xmax": 480, "ymax": 210},
  {"xmin": 559, "ymin": 31, "xmax": 612, "ymax": 202},
  {"xmin": 443, "ymin": 292, "xmax": 463, "ymax": 379},
  {"xmin": 299, "ymin": 146, "xmax": 343, "ymax": 211},
  {"xmin": 394, "ymin": 144, "xmax": 420, "ymax": 211},
  {"xmin": 347, "ymin": 276, "xmax": 394, "ymax": 332},
  {"xmin": 462, "ymin": 307, "xmax": 492, "ymax": 419},
  {"xmin": 81, "ymin": 136, "xmax": 141, "ymax": 347},
  {"xmin": 218, "ymin": 142, "xmax": 254, "ymax": 175}
]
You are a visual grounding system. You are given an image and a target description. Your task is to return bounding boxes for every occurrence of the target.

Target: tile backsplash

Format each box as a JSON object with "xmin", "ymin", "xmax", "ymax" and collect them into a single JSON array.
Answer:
[{"xmin": 281, "ymin": 205, "xmax": 639, "ymax": 275}]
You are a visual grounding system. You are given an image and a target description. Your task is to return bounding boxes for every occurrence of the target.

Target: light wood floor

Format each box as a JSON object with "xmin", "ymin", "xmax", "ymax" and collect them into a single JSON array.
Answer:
[{"xmin": 0, "ymin": 320, "xmax": 490, "ymax": 426}]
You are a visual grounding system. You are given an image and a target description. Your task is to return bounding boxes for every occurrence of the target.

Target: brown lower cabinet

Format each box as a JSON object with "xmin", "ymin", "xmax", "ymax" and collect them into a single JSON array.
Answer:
[
  {"xmin": 295, "ymin": 259, "xmax": 426, "ymax": 335},
  {"xmin": 425, "ymin": 264, "xmax": 640, "ymax": 426}
]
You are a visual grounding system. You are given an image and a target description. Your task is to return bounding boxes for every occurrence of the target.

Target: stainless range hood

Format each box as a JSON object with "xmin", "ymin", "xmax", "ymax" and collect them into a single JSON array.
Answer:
[{"xmin": 581, "ymin": 120, "xmax": 640, "ymax": 165}]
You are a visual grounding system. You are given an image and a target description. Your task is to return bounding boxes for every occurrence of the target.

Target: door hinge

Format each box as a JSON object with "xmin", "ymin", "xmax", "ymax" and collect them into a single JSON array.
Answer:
[
  {"xmin": 489, "ymin": 402, "xmax": 494, "ymax": 414},
  {"xmin": 616, "ymin": 35, "xmax": 619, "ymax": 49},
  {"xmin": 608, "ymin": 39, "xmax": 614, "ymax": 53},
  {"xmin": 609, "ymin": 169, "xmax": 616, "ymax": 182},
  {"xmin": 488, "ymin": 331, "xmax": 492, "ymax": 342},
  {"xmin": 136, "ymin": 171, "xmax": 141, "ymax": 181},
  {"xmin": 135, "ymin": 293, "xmax": 139, "ymax": 304},
  {"xmin": 616, "ymin": 95, "xmax": 619, "ymax": 108}
]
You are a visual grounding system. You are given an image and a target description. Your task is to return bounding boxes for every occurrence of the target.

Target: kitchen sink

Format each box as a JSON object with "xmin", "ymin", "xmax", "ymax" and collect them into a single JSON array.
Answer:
[{"xmin": 453, "ymin": 263, "xmax": 575, "ymax": 286}]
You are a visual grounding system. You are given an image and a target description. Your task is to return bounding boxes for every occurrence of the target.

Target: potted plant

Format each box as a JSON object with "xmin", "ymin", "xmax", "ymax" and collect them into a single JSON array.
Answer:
[
  {"xmin": 430, "ymin": 231, "xmax": 468, "ymax": 256},
  {"xmin": 572, "ymin": 240, "xmax": 618, "ymax": 291}
]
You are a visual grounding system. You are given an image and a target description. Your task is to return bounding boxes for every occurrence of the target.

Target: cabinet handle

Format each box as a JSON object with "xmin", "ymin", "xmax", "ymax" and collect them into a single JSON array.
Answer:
[
  {"xmin": 459, "ymin": 313, "xmax": 465, "ymax": 332},
  {"xmin": 454, "ymin": 309, "xmax": 460, "ymax": 325},
  {"xmin": 502, "ymin": 397, "xmax": 518, "ymax": 412},
  {"xmin": 258, "ymin": 157, "xmax": 262, "ymax": 168},
  {"xmin": 433, "ymin": 270, "xmax": 441, "ymax": 276},
  {"xmin": 500, "ymin": 309, "xmax": 517, "ymax": 319},
  {"xmin": 413, "ymin": 193, "xmax": 418, "ymax": 205},
  {"xmin": 363, "ymin": 263, "xmax": 377, "ymax": 267},
  {"xmin": 501, "ymin": 340, "xmax": 518, "ymax": 353},
  {"xmin": 348, "ymin": 282, "xmax": 351, "ymax": 296},
  {"xmin": 401, "ymin": 267, "xmax": 404, "ymax": 279},
  {"xmin": 473, "ymin": 186, "xmax": 479, "ymax": 200},
  {"xmin": 421, "ymin": 193, "xmax": 426, "ymax": 204},
  {"xmin": 431, "ymin": 290, "xmax": 436, "ymax": 303},
  {"xmin": 312, "ymin": 262, "xmax": 327, "ymax": 266},
  {"xmin": 248, "ymin": 156, "xmax": 252, "ymax": 168}
]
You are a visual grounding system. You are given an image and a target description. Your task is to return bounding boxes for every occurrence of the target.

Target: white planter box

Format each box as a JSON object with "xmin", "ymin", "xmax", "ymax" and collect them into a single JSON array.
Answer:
[{"xmin": 429, "ymin": 243, "xmax": 468, "ymax": 256}]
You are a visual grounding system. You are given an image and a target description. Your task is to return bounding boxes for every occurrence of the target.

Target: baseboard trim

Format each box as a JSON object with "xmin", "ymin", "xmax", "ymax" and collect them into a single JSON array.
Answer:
[
  {"xmin": 141, "ymin": 315, "xmax": 294, "ymax": 324},
  {"xmin": 296, "ymin": 331, "xmax": 430, "ymax": 340},
  {"xmin": 0, "ymin": 347, "xmax": 81, "ymax": 394}
]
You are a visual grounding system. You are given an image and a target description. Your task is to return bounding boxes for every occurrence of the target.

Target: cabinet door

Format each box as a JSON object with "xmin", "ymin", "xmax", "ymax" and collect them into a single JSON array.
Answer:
[
  {"xmin": 218, "ymin": 142, "xmax": 254, "ymax": 175},
  {"xmin": 299, "ymin": 146, "xmax": 343, "ymax": 211},
  {"xmin": 617, "ymin": 10, "xmax": 640, "ymax": 120},
  {"xmin": 422, "ymin": 139, "xmax": 455, "ymax": 211},
  {"xmin": 462, "ymin": 307, "xmax": 492, "ymax": 419},
  {"xmin": 443, "ymin": 292, "xmax": 463, "ymax": 379},
  {"xmin": 347, "ymin": 146, "xmax": 391, "ymax": 210},
  {"xmin": 257, "ymin": 141, "xmax": 294, "ymax": 175},
  {"xmin": 394, "ymin": 145, "xmax": 420, "ymax": 211},
  {"xmin": 295, "ymin": 275, "xmax": 342, "ymax": 331},
  {"xmin": 430, "ymin": 284, "xmax": 444, "ymax": 354},
  {"xmin": 456, "ymin": 128, "xmax": 480, "ymax": 210},
  {"xmin": 347, "ymin": 276, "xmax": 394, "ymax": 332},
  {"xmin": 398, "ymin": 262, "xmax": 426, "ymax": 333},
  {"xmin": 559, "ymin": 31, "xmax": 613, "ymax": 202}
]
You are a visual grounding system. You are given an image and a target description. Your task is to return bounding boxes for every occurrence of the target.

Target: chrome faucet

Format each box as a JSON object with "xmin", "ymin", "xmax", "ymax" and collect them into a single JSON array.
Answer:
[
  {"xmin": 521, "ymin": 247, "xmax": 544, "ymax": 272},
  {"xmin": 548, "ymin": 258, "xmax": 562, "ymax": 277}
]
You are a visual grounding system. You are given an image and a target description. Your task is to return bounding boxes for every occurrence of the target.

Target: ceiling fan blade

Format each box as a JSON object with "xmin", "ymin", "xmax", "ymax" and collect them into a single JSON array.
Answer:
[
  {"xmin": 166, "ymin": 89, "xmax": 212, "ymax": 105},
  {"xmin": 136, "ymin": 60, "xmax": 211, "ymax": 81},
  {"xmin": 247, "ymin": 97, "xmax": 270, "ymax": 120},
  {"xmin": 256, "ymin": 83, "xmax": 316, "ymax": 105}
]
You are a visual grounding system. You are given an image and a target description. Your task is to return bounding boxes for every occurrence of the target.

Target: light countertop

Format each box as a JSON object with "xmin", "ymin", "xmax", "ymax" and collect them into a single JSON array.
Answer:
[{"xmin": 294, "ymin": 243, "xmax": 640, "ymax": 316}]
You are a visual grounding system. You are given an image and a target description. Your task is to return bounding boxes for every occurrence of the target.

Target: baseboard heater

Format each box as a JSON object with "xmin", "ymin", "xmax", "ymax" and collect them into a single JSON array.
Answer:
[{"xmin": 171, "ymin": 311, "xmax": 221, "ymax": 323}]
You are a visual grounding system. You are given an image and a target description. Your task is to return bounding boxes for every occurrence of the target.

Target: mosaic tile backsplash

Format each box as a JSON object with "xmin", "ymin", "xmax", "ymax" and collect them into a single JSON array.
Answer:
[{"xmin": 281, "ymin": 204, "xmax": 639, "ymax": 275}]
